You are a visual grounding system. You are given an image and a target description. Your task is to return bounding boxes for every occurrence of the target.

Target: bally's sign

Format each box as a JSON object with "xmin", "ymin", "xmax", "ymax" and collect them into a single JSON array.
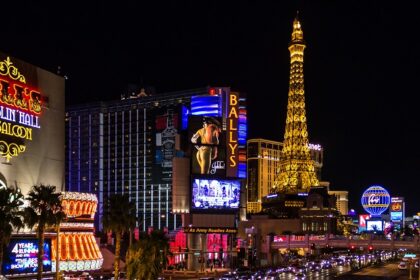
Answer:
[
  {"xmin": 226, "ymin": 91, "xmax": 239, "ymax": 177},
  {"xmin": 0, "ymin": 57, "xmax": 43, "ymax": 162}
]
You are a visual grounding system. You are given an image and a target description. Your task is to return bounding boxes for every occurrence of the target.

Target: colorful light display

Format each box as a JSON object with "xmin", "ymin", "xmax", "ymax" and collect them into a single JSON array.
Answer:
[
  {"xmin": 366, "ymin": 220, "xmax": 383, "ymax": 231},
  {"xmin": 191, "ymin": 178, "xmax": 241, "ymax": 211},
  {"xmin": 361, "ymin": 185, "xmax": 390, "ymax": 216},
  {"xmin": 0, "ymin": 56, "xmax": 44, "ymax": 162},
  {"xmin": 51, "ymin": 192, "xmax": 103, "ymax": 272},
  {"xmin": 390, "ymin": 197, "xmax": 404, "ymax": 223},
  {"xmin": 359, "ymin": 214, "xmax": 370, "ymax": 228},
  {"xmin": 2, "ymin": 238, "xmax": 52, "ymax": 276},
  {"xmin": 191, "ymin": 95, "xmax": 222, "ymax": 117},
  {"xmin": 226, "ymin": 91, "xmax": 239, "ymax": 178},
  {"xmin": 273, "ymin": 16, "xmax": 319, "ymax": 193}
]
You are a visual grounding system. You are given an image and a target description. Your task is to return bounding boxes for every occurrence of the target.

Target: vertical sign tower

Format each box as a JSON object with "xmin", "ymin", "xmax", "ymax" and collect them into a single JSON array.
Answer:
[{"xmin": 273, "ymin": 14, "xmax": 319, "ymax": 194}]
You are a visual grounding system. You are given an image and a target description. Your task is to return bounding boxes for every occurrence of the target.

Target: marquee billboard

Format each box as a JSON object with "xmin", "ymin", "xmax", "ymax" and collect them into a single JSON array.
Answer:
[
  {"xmin": 390, "ymin": 197, "xmax": 404, "ymax": 222},
  {"xmin": 2, "ymin": 238, "xmax": 52, "ymax": 276},
  {"xmin": 154, "ymin": 106, "xmax": 179, "ymax": 183},
  {"xmin": 0, "ymin": 53, "xmax": 65, "ymax": 195},
  {"xmin": 189, "ymin": 115, "xmax": 225, "ymax": 176},
  {"xmin": 191, "ymin": 177, "xmax": 241, "ymax": 212}
]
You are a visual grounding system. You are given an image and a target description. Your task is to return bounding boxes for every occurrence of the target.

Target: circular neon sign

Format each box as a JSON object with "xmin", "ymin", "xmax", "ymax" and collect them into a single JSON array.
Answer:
[{"xmin": 361, "ymin": 185, "xmax": 390, "ymax": 216}]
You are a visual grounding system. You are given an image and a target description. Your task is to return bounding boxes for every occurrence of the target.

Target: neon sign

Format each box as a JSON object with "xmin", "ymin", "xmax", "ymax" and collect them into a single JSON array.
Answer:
[
  {"xmin": 308, "ymin": 143, "xmax": 322, "ymax": 151},
  {"xmin": 0, "ymin": 56, "xmax": 44, "ymax": 162},
  {"xmin": 51, "ymin": 192, "xmax": 103, "ymax": 272},
  {"xmin": 226, "ymin": 91, "xmax": 239, "ymax": 177},
  {"xmin": 391, "ymin": 202, "xmax": 402, "ymax": 212},
  {"xmin": 361, "ymin": 185, "xmax": 390, "ymax": 216}
]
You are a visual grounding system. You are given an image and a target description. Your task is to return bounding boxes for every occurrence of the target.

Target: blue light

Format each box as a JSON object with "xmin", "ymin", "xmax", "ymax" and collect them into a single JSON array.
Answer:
[
  {"xmin": 238, "ymin": 108, "xmax": 247, "ymax": 146},
  {"xmin": 191, "ymin": 95, "xmax": 222, "ymax": 116},
  {"xmin": 2, "ymin": 239, "xmax": 52, "ymax": 275},
  {"xmin": 181, "ymin": 105, "xmax": 189, "ymax": 130},
  {"xmin": 361, "ymin": 185, "xmax": 391, "ymax": 216},
  {"xmin": 238, "ymin": 162, "xmax": 246, "ymax": 178}
]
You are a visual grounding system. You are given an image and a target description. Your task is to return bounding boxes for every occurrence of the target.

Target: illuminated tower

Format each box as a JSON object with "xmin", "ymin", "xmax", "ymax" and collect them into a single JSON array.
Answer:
[{"xmin": 273, "ymin": 14, "xmax": 319, "ymax": 193}]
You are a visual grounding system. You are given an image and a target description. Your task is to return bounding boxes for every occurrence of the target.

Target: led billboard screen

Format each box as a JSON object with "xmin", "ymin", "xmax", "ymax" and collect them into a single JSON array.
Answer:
[
  {"xmin": 366, "ymin": 220, "xmax": 383, "ymax": 231},
  {"xmin": 359, "ymin": 214, "xmax": 370, "ymax": 228},
  {"xmin": 191, "ymin": 178, "xmax": 240, "ymax": 211},
  {"xmin": 190, "ymin": 95, "xmax": 222, "ymax": 117},
  {"xmin": 391, "ymin": 211, "xmax": 403, "ymax": 221},
  {"xmin": 189, "ymin": 116, "xmax": 225, "ymax": 176},
  {"xmin": 154, "ymin": 107, "xmax": 179, "ymax": 183},
  {"xmin": 2, "ymin": 238, "xmax": 52, "ymax": 276}
]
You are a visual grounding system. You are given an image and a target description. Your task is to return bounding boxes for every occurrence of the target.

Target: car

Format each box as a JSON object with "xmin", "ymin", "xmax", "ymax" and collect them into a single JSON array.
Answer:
[
  {"xmin": 283, "ymin": 266, "xmax": 294, "ymax": 273},
  {"xmin": 292, "ymin": 266, "xmax": 307, "ymax": 274},
  {"xmin": 219, "ymin": 274, "xmax": 236, "ymax": 280},
  {"xmin": 309, "ymin": 264, "xmax": 321, "ymax": 272},
  {"xmin": 264, "ymin": 271, "xmax": 280, "ymax": 280},
  {"xmin": 294, "ymin": 272, "xmax": 306, "ymax": 280},
  {"xmin": 321, "ymin": 262, "xmax": 332, "ymax": 269},
  {"xmin": 398, "ymin": 261, "xmax": 408, "ymax": 270},
  {"xmin": 336, "ymin": 259, "xmax": 345, "ymax": 266}
]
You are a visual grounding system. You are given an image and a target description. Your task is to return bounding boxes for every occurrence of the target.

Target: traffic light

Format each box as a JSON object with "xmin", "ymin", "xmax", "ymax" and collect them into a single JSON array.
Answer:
[{"xmin": 368, "ymin": 245, "xmax": 373, "ymax": 252}]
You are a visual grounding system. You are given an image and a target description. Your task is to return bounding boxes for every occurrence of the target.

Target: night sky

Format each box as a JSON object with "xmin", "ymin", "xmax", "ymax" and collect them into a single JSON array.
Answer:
[{"xmin": 2, "ymin": 2, "xmax": 419, "ymax": 215}]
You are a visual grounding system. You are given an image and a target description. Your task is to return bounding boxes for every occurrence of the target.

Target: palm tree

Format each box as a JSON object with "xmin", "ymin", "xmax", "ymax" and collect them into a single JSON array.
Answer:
[
  {"xmin": 24, "ymin": 185, "xmax": 65, "ymax": 280},
  {"xmin": 102, "ymin": 194, "xmax": 136, "ymax": 280},
  {"xmin": 0, "ymin": 186, "xmax": 24, "ymax": 275},
  {"xmin": 126, "ymin": 230, "xmax": 170, "ymax": 280}
]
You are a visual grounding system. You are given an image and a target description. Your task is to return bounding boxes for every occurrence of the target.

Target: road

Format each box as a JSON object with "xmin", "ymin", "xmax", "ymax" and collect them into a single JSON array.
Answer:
[
  {"xmin": 162, "ymin": 261, "xmax": 420, "ymax": 279},
  {"xmin": 163, "ymin": 265, "xmax": 352, "ymax": 279},
  {"xmin": 337, "ymin": 261, "xmax": 420, "ymax": 280}
]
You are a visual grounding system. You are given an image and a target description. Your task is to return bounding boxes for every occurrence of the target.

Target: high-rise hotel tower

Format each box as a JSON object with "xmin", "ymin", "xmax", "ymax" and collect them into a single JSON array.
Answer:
[{"xmin": 66, "ymin": 87, "xmax": 247, "ymax": 231}]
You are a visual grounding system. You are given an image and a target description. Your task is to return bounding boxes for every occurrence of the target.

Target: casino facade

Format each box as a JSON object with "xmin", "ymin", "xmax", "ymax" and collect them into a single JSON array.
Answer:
[
  {"xmin": 66, "ymin": 87, "xmax": 247, "ymax": 233},
  {"xmin": 0, "ymin": 53, "xmax": 105, "ymax": 278},
  {"xmin": 66, "ymin": 86, "xmax": 247, "ymax": 270},
  {"xmin": 0, "ymin": 52, "xmax": 65, "ymax": 194}
]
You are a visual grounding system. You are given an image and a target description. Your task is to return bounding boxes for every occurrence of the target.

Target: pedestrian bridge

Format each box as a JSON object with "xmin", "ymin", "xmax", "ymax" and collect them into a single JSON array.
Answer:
[{"xmin": 268, "ymin": 235, "xmax": 420, "ymax": 251}]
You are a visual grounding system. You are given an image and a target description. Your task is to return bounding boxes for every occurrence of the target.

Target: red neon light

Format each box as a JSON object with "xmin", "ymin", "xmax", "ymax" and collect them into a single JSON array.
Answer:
[{"xmin": 0, "ymin": 78, "xmax": 43, "ymax": 115}]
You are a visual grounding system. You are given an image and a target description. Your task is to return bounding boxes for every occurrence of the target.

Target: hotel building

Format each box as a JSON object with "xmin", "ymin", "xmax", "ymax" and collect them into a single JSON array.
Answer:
[
  {"xmin": 246, "ymin": 138, "xmax": 323, "ymax": 213},
  {"xmin": 66, "ymin": 87, "xmax": 247, "ymax": 231}
]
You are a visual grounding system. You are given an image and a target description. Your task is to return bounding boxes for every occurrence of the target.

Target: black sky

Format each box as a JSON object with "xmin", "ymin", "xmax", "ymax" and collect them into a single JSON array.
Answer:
[{"xmin": 2, "ymin": 1, "xmax": 420, "ymax": 215}]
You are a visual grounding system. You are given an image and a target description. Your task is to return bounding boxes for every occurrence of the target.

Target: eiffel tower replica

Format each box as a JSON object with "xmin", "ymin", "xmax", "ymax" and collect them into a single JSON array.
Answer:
[{"xmin": 272, "ymin": 13, "xmax": 319, "ymax": 194}]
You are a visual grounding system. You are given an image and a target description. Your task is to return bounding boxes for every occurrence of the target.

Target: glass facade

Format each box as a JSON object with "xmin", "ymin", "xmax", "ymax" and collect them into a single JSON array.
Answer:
[
  {"xmin": 66, "ymin": 88, "xmax": 208, "ymax": 231},
  {"xmin": 66, "ymin": 87, "xmax": 247, "ymax": 232}
]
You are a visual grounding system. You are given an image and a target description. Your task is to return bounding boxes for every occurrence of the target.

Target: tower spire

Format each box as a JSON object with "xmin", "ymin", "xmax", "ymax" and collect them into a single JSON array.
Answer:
[{"xmin": 273, "ymin": 15, "xmax": 319, "ymax": 194}]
